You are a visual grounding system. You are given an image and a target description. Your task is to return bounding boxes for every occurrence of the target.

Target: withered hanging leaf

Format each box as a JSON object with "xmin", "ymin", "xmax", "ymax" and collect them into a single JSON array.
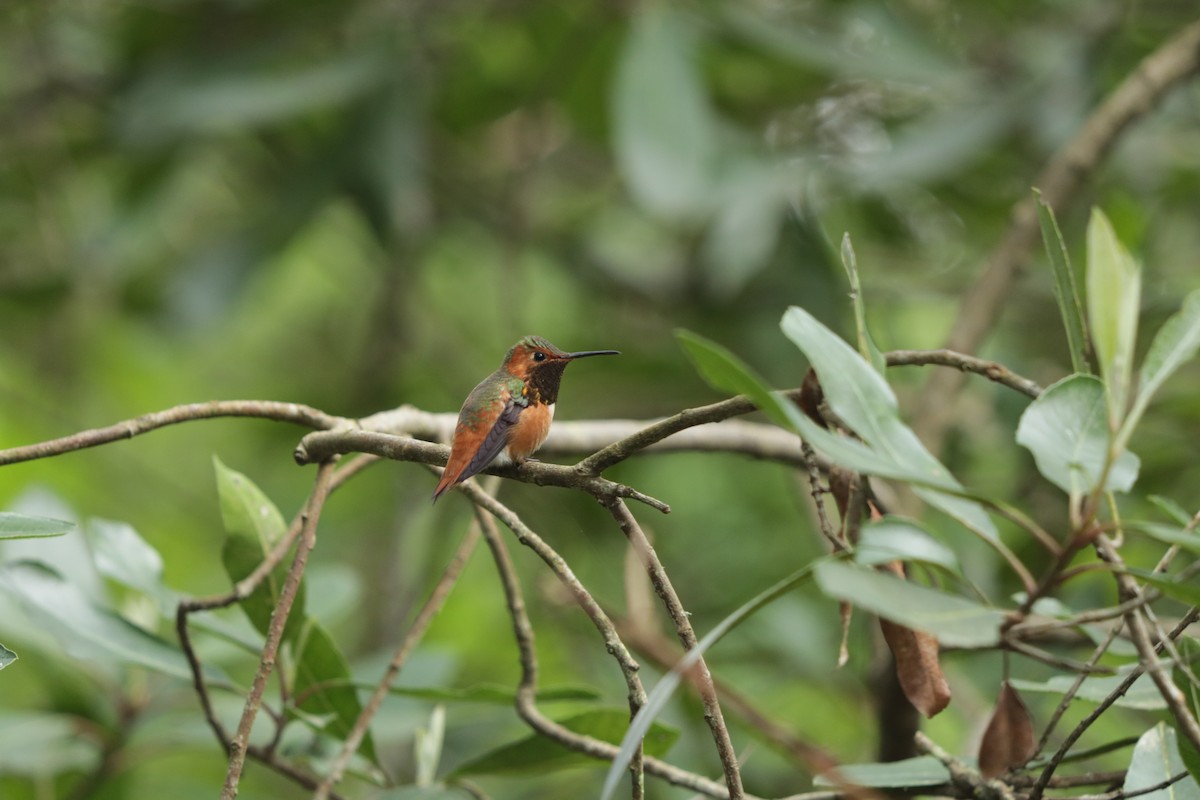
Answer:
[
  {"xmin": 879, "ymin": 618, "xmax": 951, "ymax": 718},
  {"xmin": 978, "ymin": 680, "xmax": 1036, "ymax": 778}
]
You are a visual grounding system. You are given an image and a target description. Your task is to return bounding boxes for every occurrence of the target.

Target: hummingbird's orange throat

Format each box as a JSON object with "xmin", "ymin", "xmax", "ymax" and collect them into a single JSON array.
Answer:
[{"xmin": 431, "ymin": 336, "xmax": 620, "ymax": 502}]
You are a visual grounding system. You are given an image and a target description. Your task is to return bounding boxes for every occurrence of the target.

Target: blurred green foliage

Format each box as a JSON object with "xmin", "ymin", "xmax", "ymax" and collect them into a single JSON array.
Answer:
[{"xmin": 2, "ymin": 0, "xmax": 1200, "ymax": 798}]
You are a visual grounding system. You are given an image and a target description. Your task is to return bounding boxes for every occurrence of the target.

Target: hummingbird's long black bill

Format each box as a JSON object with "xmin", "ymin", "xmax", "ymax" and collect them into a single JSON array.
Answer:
[{"xmin": 565, "ymin": 350, "xmax": 621, "ymax": 359}]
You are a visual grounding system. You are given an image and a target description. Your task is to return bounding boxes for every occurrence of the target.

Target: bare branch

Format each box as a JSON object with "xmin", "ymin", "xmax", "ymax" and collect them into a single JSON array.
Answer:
[{"xmin": 886, "ymin": 350, "xmax": 1043, "ymax": 399}]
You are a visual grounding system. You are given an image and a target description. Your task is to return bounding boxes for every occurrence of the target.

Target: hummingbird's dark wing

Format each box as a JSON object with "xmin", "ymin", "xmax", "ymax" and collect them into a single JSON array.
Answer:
[{"xmin": 457, "ymin": 398, "xmax": 524, "ymax": 483}]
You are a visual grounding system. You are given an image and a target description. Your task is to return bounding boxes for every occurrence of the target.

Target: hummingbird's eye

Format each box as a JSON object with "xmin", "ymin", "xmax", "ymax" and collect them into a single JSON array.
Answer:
[{"xmin": 532, "ymin": 351, "xmax": 546, "ymax": 362}]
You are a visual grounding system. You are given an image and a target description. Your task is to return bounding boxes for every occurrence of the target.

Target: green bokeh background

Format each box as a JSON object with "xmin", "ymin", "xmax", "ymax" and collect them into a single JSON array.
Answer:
[{"xmin": 2, "ymin": 1, "xmax": 1199, "ymax": 798}]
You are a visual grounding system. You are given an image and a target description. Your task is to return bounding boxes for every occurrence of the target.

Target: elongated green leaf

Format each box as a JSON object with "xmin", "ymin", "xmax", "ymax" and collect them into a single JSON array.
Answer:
[
  {"xmin": 0, "ymin": 642, "xmax": 15, "ymax": 670},
  {"xmin": 1120, "ymin": 289, "xmax": 1200, "ymax": 448},
  {"xmin": 815, "ymin": 560, "xmax": 1002, "ymax": 647},
  {"xmin": 1035, "ymin": 191, "xmax": 1090, "ymax": 374},
  {"xmin": 676, "ymin": 329, "xmax": 797, "ymax": 431},
  {"xmin": 0, "ymin": 561, "xmax": 206, "ymax": 681},
  {"xmin": 374, "ymin": 787, "xmax": 472, "ymax": 800},
  {"xmin": 293, "ymin": 619, "xmax": 375, "ymax": 762},
  {"xmin": 781, "ymin": 307, "xmax": 998, "ymax": 540},
  {"xmin": 1149, "ymin": 496, "xmax": 1195, "ymax": 527},
  {"xmin": 87, "ymin": 519, "xmax": 165, "ymax": 599},
  {"xmin": 1172, "ymin": 639, "xmax": 1200, "ymax": 735},
  {"xmin": 1129, "ymin": 521, "xmax": 1200, "ymax": 556},
  {"xmin": 1124, "ymin": 723, "xmax": 1200, "ymax": 800},
  {"xmin": 840, "ymin": 233, "xmax": 887, "ymax": 375},
  {"xmin": 1016, "ymin": 374, "xmax": 1139, "ymax": 494},
  {"xmin": 455, "ymin": 709, "xmax": 678, "ymax": 777},
  {"xmin": 614, "ymin": 7, "xmax": 716, "ymax": 220},
  {"xmin": 215, "ymin": 457, "xmax": 305, "ymax": 642},
  {"xmin": 0, "ymin": 512, "xmax": 74, "ymax": 540},
  {"xmin": 855, "ymin": 517, "xmax": 959, "ymax": 572},
  {"xmin": 814, "ymin": 756, "xmax": 950, "ymax": 789},
  {"xmin": 1129, "ymin": 569, "xmax": 1200, "ymax": 606},
  {"xmin": 600, "ymin": 565, "xmax": 815, "ymax": 800},
  {"xmin": 1011, "ymin": 673, "xmax": 1164, "ymax": 710},
  {"xmin": 1086, "ymin": 208, "xmax": 1141, "ymax": 427}
]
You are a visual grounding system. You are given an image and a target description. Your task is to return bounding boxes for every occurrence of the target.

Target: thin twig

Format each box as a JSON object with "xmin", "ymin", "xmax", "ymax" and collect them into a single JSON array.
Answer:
[
  {"xmin": 1048, "ymin": 770, "xmax": 1189, "ymax": 800},
  {"xmin": 221, "ymin": 461, "xmax": 335, "ymax": 799},
  {"xmin": 1032, "ymin": 619, "xmax": 1125, "ymax": 756},
  {"xmin": 886, "ymin": 350, "xmax": 1042, "ymax": 399},
  {"xmin": 312, "ymin": 516, "xmax": 481, "ymax": 799}
]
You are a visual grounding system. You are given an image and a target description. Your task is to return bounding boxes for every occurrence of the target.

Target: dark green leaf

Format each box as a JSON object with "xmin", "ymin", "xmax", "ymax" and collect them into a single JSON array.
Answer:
[
  {"xmin": 1036, "ymin": 191, "xmax": 1090, "ymax": 374},
  {"xmin": 676, "ymin": 329, "xmax": 802, "ymax": 432},
  {"xmin": 1016, "ymin": 374, "xmax": 1139, "ymax": 494},
  {"xmin": 293, "ymin": 619, "xmax": 375, "ymax": 762},
  {"xmin": 814, "ymin": 756, "xmax": 950, "ymax": 789},
  {"xmin": 0, "ymin": 561, "xmax": 207, "ymax": 681},
  {"xmin": 1123, "ymin": 723, "xmax": 1200, "ymax": 800},
  {"xmin": 815, "ymin": 560, "xmax": 1003, "ymax": 648},
  {"xmin": 456, "ymin": 709, "xmax": 677, "ymax": 777},
  {"xmin": 215, "ymin": 456, "xmax": 305, "ymax": 642},
  {"xmin": 0, "ymin": 512, "xmax": 74, "ymax": 540}
]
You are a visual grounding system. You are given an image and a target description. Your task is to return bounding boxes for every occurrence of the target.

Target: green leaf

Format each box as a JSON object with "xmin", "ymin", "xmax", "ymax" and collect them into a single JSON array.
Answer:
[
  {"xmin": 814, "ymin": 756, "xmax": 950, "ymax": 789},
  {"xmin": 374, "ymin": 788, "xmax": 473, "ymax": 800},
  {"xmin": 600, "ymin": 565, "xmax": 815, "ymax": 800},
  {"xmin": 676, "ymin": 329, "xmax": 799, "ymax": 431},
  {"xmin": 293, "ymin": 619, "xmax": 375, "ymax": 762},
  {"xmin": 1129, "ymin": 522, "xmax": 1200, "ymax": 556},
  {"xmin": 1086, "ymin": 208, "xmax": 1141, "ymax": 427},
  {"xmin": 840, "ymin": 233, "xmax": 888, "ymax": 375},
  {"xmin": 1124, "ymin": 723, "xmax": 1200, "ymax": 800},
  {"xmin": 781, "ymin": 306, "xmax": 998, "ymax": 541},
  {"xmin": 614, "ymin": 7, "xmax": 717, "ymax": 221},
  {"xmin": 1035, "ymin": 191, "xmax": 1090, "ymax": 374},
  {"xmin": 1120, "ymin": 289, "xmax": 1200, "ymax": 449},
  {"xmin": 814, "ymin": 560, "xmax": 1003, "ymax": 647},
  {"xmin": 215, "ymin": 456, "xmax": 305, "ymax": 642},
  {"xmin": 0, "ymin": 512, "xmax": 74, "ymax": 540},
  {"xmin": 0, "ymin": 642, "xmax": 15, "ymax": 670},
  {"xmin": 0, "ymin": 712, "xmax": 97, "ymax": 773},
  {"xmin": 1149, "ymin": 496, "xmax": 1195, "ymax": 527},
  {"xmin": 0, "ymin": 561, "xmax": 207, "ymax": 681},
  {"xmin": 455, "ymin": 709, "xmax": 678, "ymax": 777},
  {"xmin": 1172, "ymin": 639, "xmax": 1200, "ymax": 730},
  {"xmin": 1015, "ymin": 374, "xmax": 1140, "ymax": 495},
  {"xmin": 854, "ymin": 517, "xmax": 960, "ymax": 573},
  {"xmin": 1011, "ymin": 673, "xmax": 1165, "ymax": 710},
  {"xmin": 384, "ymin": 684, "xmax": 599, "ymax": 705},
  {"xmin": 1129, "ymin": 569, "xmax": 1200, "ymax": 606},
  {"xmin": 86, "ymin": 519, "xmax": 166, "ymax": 599}
]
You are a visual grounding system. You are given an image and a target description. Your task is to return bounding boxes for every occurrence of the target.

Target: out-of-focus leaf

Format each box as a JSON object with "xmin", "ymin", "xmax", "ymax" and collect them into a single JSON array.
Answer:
[
  {"xmin": 415, "ymin": 705, "xmax": 445, "ymax": 786},
  {"xmin": 1124, "ymin": 724, "xmax": 1200, "ymax": 800},
  {"xmin": 1129, "ymin": 523, "xmax": 1200, "ymax": 556},
  {"xmin": 782, "ymin": 306, "xmax": 998, "ymax": 541},
  {"xmin": 119, "ymin": 51, "xmax": 389, "ymax": 144},
  {"xmin": 0, "ymin": 642, "xmax": 15, "ymax": 670},
  {"xmin": 1149, "ymin": 496, "xmax": 1195, "ymax": 527},
  {"xmin": 1016, "ymin": 374, "xmax": 1140, "ymax": 494},
  {"xmin": 880, "ymin": 619, "xmax": 950, "ymax": 717},
  {"xmin": 1121, "ymin": 289, "xmax": 1200, "ymax": 448},
  {"xmin": 815, "ymin": 560, "xmax": 1002, "ymax": 648},
  {"xmin": 455, "ymin": 709, "xmax": 678, "ymax": 777},
  {"xmin": 374, "ymin": 786, "xmax": 474, "ymax": 799},
  {"xmin": 0, "ymin": 512, "xmax": 74, "ymax": 540},
  {"xmin": 87, "ymin": 519, "xmax": 166, "ymax": 599},
  {"xmin": 0, "ymin": 712, "xmax": 97, "ymax": 773},
  {"xmin": 215, "ymin": 457, "xmax": 305, "ymax": 643},
  {"xmin": 1086, "ymin": 208, "xmax": 1141, "ymax": 427},
  {"xmin": 978, "ymin": 681, "xmax": 1036, "ymax": 778},
  {"xmin": 701, "ymin": 157, "xmax": 791, "ymax": 296},
  {"xmin": 1129, "ymin": 569, "xmax": 1200, "ymax": 606},
  {"xmin": 0, "ymin": 561, "xmax": 205, "ymax": 681},
  {"xmin": 614, "ymin": 7, "xmax": 717, "ymax": 221},
  {"xmin": 1036, "ymin": 190, "xmax": 1090, "ymax": 374},
  {"xmin": 814, "ymin": 756, "xmax": 950, "ymax": 789},
  {"xmin": 1012, "ymin": 673, "xmax": 1164, "ymax": 710},
  {"xmin": 1172, "ymin": 639, "xmax": 1200, "ymax": 760},
  {"xmin": 855, "ymin": 517, "xmax": 959, "ymax": 572},
  {"xmin": 293, "ymin": 619, "xmax": 375, "ymax": 762}
]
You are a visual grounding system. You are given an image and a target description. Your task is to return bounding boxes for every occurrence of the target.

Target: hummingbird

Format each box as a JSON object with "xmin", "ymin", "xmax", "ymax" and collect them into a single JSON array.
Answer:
[{"xmin": 432, "ymin": 335, "xmax": 620, "ymax": 501}]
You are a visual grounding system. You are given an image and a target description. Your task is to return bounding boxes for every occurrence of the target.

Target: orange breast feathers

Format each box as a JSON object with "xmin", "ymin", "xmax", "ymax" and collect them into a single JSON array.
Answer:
[{"xmin": 506, "ymin": 401, "xmax": 554, "ymax": 461}]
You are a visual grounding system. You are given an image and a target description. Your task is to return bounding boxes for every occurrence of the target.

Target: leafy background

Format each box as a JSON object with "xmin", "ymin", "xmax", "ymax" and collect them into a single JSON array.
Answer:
[{"xmin": 2, "ymin": 1, "xmax": 1199, "ymax": 798}]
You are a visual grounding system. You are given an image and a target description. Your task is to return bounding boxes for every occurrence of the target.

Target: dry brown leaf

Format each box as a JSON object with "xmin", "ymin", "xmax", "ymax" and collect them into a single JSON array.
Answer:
[
  {"xmin": 879, "ymin": 618, "xmax": 951, "ymax": 718},
  {"xmin": 978, "ymin": 680, "xmax": 1036, "ymax": 778}
]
